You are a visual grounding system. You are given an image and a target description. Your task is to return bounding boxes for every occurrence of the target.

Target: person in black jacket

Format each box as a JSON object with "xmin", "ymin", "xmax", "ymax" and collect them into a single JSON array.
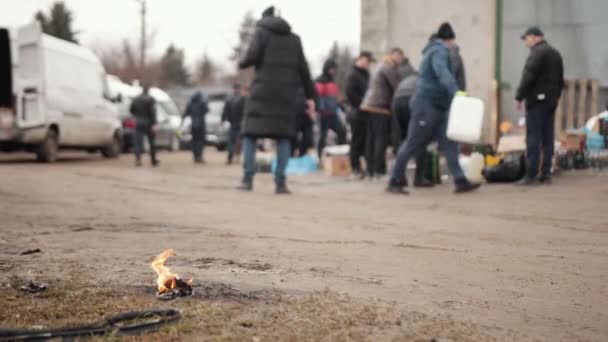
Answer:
[
  {"xmin": 292, "ymin": 87, "xmax": 315, "ymax": 157},
  {"xmin": 345, "ymin": 51, "xmax": 374, "ymax": 177},
  {"xmin": 516, "ymin": 26, "xmax": 564, "ymax": 185},
  {"xmin": 130, "ymin": 85, "xmax": 159, "ymax": 167},
  {"xmin": 238, "ymin": 6, "xmax": 316, "ymax": 194},
  {"xmin": 183, "ymin": 91, "xmax": 209, "ymax": 164},
  {"xmin": 222, "ymin": 84, "xmax": 247, "ymax": 164}
]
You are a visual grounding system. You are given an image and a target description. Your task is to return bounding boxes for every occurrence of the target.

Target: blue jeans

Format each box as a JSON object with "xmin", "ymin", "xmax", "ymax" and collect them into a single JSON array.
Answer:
[
  {"xmin": 391, "ymin": 99, "xmax": 465, "ymax": 184},
  {"xmin": 242, "ymin": 136, "xmax": 291, "ymax": 186},
  {"xmin": 526, "ymin": 108, "xmax": 556, "ymax": 179}
]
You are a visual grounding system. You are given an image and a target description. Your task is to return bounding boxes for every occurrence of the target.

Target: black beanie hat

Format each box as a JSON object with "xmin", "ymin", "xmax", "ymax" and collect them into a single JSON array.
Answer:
[
  {"xmin": 437, "ymin": 22, "xmax": 455, "ymax": 40},
  {"xmin": 262, "ymin": 6, "xmax": 275, "ymax": 17}
]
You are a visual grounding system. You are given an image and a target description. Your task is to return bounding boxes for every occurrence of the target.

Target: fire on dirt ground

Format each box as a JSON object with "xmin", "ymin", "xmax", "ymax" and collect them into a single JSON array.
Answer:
[{"xmin": 1, "ymin": 151, "xmax": 607, "ymax": 341}]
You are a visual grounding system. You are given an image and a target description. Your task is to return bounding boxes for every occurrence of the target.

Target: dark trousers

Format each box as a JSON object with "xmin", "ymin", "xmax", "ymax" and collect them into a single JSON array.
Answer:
[
  {"xmin": 391, "ymin": 99, "xmax": 465, "ymax": 184},
  {"xmin": 191, "ymin": 126, "xmax": 206, "ymax": 162},
  {"xmin": 365, "ymin": 113, "xmax": 391, "ymax": 176},
  {"xmin": 134, "ymin": 126, "xmax": 157, "ymax": 163},
  {"xmin": 293, "ymin": 115, "xmax": 314, "ymax": 157},
  {"xmin": 349, "ymin": 110, "xmax": 368, "ymax": 173},
  {"xmin": 318, "ymin": 113, "xmax": 347, "ymax": 158},
  {"xmin": 227, "ymin": 126, "xmax": 241, "ymax": 163},
  {"xmin": 526, "ymin": 107, "xmax": 556, "ymax": 179},
  {"xmin": 392, "ymin": 96, "xmax": 427, "ymax": 181}
]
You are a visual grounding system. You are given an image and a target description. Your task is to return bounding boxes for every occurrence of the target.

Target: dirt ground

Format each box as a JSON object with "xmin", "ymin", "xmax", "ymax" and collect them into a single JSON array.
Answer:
[{"xmin": 0, "ymin": 150, "xmax": 607, "ymax": 341}]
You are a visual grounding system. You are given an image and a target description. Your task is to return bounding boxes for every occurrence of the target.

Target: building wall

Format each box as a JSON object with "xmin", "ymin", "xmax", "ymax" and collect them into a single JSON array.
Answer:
[
  {"xmin": 501, "ymin": 0, "xmax": 608, "ymax": 121},
  {"xmin": 361, "ymin": 0, "xmax": 496, "ymax": 141}
]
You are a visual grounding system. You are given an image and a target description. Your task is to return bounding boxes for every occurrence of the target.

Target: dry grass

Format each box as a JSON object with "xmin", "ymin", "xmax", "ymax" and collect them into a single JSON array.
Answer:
[{"xmin": 0, "ymin": 274, "xmax": 494, "ymax": 341}]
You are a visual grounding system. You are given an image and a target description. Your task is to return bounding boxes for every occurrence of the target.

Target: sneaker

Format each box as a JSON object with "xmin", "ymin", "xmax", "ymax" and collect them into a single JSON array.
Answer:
[
  {"xmin": 454, "ymin": 180, "xmax": 481, "ymax": 194},
  {"xmin": 237, "ymin": 181, "xmax": 253, "ymax": 192},
  {"xmin": 152, "ymin": 160, "xmax": 160, "ymax": 168},
  {"xmin": 386, "ymin": 178, "xmax": 409, "ymax": 195},
  {"xmin": 275, "ymin": 185, "xmax": 292, "ymax": 195},
  {"xmin": 517, "ymin": 177, "xmax": 539, "ymax": 186},
  {"xmin": 135, "ymin": 160, "xmax": 143, "ymax": 167}
]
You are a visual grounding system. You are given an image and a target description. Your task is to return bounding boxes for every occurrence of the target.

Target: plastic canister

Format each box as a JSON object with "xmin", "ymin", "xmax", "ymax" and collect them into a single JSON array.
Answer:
[
  {"xmin": 460, "ymin": 152, "xmax": 485, "ymax": 183},
  {"xmin": 447, "ymin": 96, "xmax": 485, "ymax": 144}
]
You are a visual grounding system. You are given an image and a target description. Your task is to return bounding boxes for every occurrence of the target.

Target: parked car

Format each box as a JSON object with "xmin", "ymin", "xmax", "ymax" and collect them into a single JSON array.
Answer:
[
  {"xmin": 179, "ymin": 100, "xmax": 230, "ymax": 151},
  {"xmin": 106, "ymin": 76, "xmax": 181, "ymax": 152},
  {"xmin": 0, "ymin": 23, "xmax": 122, "ymax": 162}
]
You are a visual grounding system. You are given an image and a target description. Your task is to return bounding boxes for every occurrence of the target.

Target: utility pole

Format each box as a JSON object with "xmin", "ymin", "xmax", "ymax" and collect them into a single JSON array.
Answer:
[{"xmin": 136, "ymin": 0, "xmax": 146, "ymax": 79}]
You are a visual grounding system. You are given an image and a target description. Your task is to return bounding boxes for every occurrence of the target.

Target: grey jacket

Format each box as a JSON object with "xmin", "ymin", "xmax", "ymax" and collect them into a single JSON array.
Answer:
[
  {"xmin": 393, "ymin": 74, "xmax": 418, "ymax": 100},
  {"xmin": 360, "ymin": 60, "xmax": 403, "ymax": 114}
]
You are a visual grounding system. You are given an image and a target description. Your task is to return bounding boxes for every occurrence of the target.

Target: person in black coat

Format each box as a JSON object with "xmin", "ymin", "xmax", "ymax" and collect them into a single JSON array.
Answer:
[
  {"xmin": 130, "ymin": 85, "xmax": 159, "ymax": 167},
  {"xmin": 183, "ymin": 91, "xmax": 209, "ymax": 164},
  {"xmin": 345, "ymin": 51, "xmax": 374, "ymax": 177},
  {"xmin": 238, "ymin": 6, "xmax": 316, "ymax": 194},
  {"xmin": 516, "ymin": 26, "xmax": 564, "ymax": 185}
]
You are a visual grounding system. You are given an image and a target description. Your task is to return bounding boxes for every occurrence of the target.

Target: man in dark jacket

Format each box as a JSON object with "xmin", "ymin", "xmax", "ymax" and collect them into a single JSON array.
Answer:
[
  {"xmin": 345, "ymin": 51, "xmax": 374, "ymax": 177},
  {"xmin": 222, "ymin": 84, "xmax": 247, "ymax": 164},
  {"xmin": 361, "ymin": 47, "xmax": 405, "ymax": 178},
  {"xmin": 391, "ymin": 71, "xmax": 432, "ymax": 188},
  {"xmin": 388, "ymin": 22, "xmax": 480, "ymax": 194},
  {"xmin": 183, "ymin": 91, "xmax": 209, "ymax": 164},
  {"xmin": 516, "ymin": 26, "xmax": 564, "ymax": 185},
  {"xmin": 292, "ymin": 87, "xmax": 314, "ymax": 157},
  {"xmin": 238, "ymin": 6, "xmax": 316, "ymax": 194},
  {"xmin": 315, "ymin": 59, "xmax": 347, "ymax": 159},
  {"xmin": 130, "ymin": 85, "xmax": 159, "ymax": 167}
]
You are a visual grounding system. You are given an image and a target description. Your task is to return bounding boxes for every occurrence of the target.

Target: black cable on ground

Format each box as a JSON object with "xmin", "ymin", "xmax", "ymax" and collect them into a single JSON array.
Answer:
[{"xmin": 0, "ymin": 308, "xmax": 181, "ymax": 341}]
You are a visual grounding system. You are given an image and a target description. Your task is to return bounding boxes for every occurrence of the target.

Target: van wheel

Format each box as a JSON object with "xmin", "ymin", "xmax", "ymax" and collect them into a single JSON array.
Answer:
[
  {"xmin": 36, "ymin": 129, "xmax": 59, "ymax": 163},
  {"xmin": 101, "ymin": 133, "xmax": 121, "ymax": 159}
]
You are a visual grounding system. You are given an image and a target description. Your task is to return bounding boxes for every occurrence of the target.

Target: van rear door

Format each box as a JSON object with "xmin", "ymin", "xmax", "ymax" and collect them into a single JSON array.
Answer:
[{"xmin": 15, "ymin": 23, "xmax": 46, "ymax": 129}]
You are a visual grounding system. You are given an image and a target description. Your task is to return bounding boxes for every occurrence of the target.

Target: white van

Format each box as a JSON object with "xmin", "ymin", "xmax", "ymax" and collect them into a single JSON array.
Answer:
[{"xmin": 0, "ymin": 23, "xmax": 122, "ymax": 162}]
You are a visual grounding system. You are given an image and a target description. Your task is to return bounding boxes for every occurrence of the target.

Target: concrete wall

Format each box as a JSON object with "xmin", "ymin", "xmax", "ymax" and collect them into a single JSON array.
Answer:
[
  {"xmin": 501, "ymin": 0, "xmax": 608, "ymax": 122},
  {"xmin": 361, "ymin": 0, "xmax": 496, "ymax": 140}
]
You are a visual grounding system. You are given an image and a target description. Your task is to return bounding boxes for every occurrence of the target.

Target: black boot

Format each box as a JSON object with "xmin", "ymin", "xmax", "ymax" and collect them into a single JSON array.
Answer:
[
  {"xmin": 275, "ymin": 184, "xmax": 292, "ymax": 195},
  {"xmin": 237, "ymin": 179, "xmax": 253, "ymax": 192},
  {"xmin": 414, "ymin": 176, "xmax": 434, "ymax": 188},
  {"xmin": 517, "ymin": 177, "xmax": 539, "ymax": 186},
  {"xmin": 454, "ymin": 178, "xmax": 481, "ymax": 194},
  {"xmin": 539, "ymin": 174, "xmax": 552, "ymax": 185},
  {"xmin": 386, "ymin": 178, "xmax": 409, "ymax": 195}
]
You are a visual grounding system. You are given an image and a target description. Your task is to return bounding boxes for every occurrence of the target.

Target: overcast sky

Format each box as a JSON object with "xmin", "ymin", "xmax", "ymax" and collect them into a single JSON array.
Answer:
[{"xmin": 1, "ymin": 0, "xmax": 361, "ymax": 75}]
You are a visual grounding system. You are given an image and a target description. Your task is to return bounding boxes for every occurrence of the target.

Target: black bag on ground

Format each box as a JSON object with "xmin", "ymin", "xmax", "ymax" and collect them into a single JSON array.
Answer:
[{"xmin": 482, "ymin": 154, "xmax": 526, "ymax": 183}]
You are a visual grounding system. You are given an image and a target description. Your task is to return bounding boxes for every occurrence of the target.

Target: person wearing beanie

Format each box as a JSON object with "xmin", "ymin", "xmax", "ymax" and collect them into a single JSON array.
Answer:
[
  {"xmin": 237, "ymin": 6, "xmax": 316, "ymax": 194},
  {"xmin": 315, "ymin": 59, "xmax": 347, "ymax": 159},
  {"xmin": 388, "ymin": 22, "xmax": 480, "ymax": 194}
]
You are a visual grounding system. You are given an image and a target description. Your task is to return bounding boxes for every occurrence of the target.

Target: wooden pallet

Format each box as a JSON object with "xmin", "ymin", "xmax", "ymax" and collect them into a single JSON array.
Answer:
[{"xmin": 555, "ymin": 79, "xmax": 600, "ymax": 136}]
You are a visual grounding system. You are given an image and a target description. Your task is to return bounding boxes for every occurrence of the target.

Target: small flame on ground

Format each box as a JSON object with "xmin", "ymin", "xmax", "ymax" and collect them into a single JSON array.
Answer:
[{"xmin": 151, "ymin": 249, "xmax": 192, "ymax": 294}]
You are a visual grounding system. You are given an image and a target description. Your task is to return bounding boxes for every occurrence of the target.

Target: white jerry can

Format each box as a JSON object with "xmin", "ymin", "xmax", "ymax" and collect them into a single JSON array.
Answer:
[{"xmin": 447, "ymin": 96, "xmax": 485, "ymax": 144}]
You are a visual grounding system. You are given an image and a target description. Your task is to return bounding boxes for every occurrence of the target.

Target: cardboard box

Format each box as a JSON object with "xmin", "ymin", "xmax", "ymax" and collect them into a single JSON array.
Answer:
[
  {"xmin": 497, "ymin": 135, "xmax": 526, "ymax": 153},
  {"xmin": 561, "ymin": 132, "xmax": 586, "ymax": 151},
  {"xmin": 323, "ymin": 155, "xmax": 351, "ymax": 177}
]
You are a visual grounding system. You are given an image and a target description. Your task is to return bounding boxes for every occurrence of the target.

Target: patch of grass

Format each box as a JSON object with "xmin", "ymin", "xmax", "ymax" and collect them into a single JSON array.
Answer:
[{"xmin": 0, "ymin": 275, "xmax": 493, "ymax": 341}]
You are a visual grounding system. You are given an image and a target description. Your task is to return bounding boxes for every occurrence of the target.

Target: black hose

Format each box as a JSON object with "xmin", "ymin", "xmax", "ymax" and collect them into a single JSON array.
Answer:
[{"xmin": 0, "ymin": 308, "xmax": 181, "ymax": 341}]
